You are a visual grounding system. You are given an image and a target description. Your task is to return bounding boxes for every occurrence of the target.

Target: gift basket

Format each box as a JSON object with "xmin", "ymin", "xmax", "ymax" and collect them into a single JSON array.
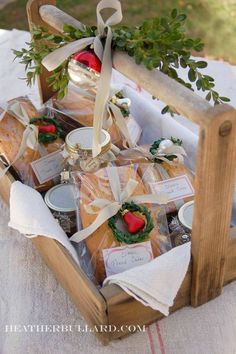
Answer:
[{"xmin": 0, "ymin": 0, "xmax": 235, "ymax": 345}]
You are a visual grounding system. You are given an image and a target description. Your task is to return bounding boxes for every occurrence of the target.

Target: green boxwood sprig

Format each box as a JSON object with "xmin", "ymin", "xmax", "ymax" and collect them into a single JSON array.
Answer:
[
  {"xmin": 150, "ymin": 136, "xmax": 182, "ymax": 163},
  {"xmin": 13, "ymin": 9, "xmax": 230, "ymax": 113},
  {"xmin": 30, "ymin": 116, "xmax": 62, "ymax": 144}
]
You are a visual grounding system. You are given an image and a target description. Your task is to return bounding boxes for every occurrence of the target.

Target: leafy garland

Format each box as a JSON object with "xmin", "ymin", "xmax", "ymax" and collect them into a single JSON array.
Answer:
[
  {"xmin": 30, "ymin": 116, "xmax": 62, "ymax": 143},
  {"xmin": 150, "ymin": 136, "xmax": 182, "ymax": 163},
  {"xmin": 13, "ymin": 9, "xmax": 230, "ymax": 111},
  {"xmin": 108, "ymin": 202, "xmax": 154, "ymax": 244}
]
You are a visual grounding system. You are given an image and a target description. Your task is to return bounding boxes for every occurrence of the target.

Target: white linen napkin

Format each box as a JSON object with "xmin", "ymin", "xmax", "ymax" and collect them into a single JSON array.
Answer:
[
  {"xmin": 8, "ymin": 181, "xmax": 79, "ymax": 264},
  {"xmin": 103, "ymin": 242, "xmax": 191, "ymax": 316},
  {"xmin": 9, "ymin": 182, "xmax": 190, "ymax": 313}
]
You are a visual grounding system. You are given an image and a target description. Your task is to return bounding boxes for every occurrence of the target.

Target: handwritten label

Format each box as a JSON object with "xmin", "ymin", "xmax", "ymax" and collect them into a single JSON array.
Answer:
[
  {"xmin": 150, "ymin": 175, "xmax": 194, "ymax": 202},
  {"xmin": 31, "ymin": 150, "xmax": 64, "ymax": 184},
  {"xmin": 103, "ymin": 241, "xmax": 153, "ymax": 277}
]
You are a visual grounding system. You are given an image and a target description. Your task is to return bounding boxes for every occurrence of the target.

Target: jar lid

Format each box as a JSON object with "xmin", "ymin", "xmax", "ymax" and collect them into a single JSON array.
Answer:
[
  {"xmin": 44, "ymin": 184, "xmax": 76, "ymax": 212},
  {"xmin": 65, "ymin": 127, "xmax": 111, "ymax": 154},
  {"xmin": 178, "ymin": 201, "xmax": 194, "ymax": 230}
]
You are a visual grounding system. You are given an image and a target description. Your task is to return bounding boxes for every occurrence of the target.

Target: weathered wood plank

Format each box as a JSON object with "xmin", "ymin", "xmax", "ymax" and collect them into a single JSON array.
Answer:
[
  {"xmin": 224, "ymin": 237, "xmax": 236, "ymax": 284},
  {"xmin": 27, "ymin": 0, "xmax": 57, "ymax": 103},
  {"xmin": 191, "ymin": 105, "xmax": 236, "ymax": 306}
]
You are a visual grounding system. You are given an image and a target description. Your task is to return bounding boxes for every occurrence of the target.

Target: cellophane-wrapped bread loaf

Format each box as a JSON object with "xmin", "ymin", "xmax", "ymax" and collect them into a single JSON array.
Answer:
[
  {"xmin": 116, "ymin": 143, "xmax": 194, "ymax": 214},
  {"xmin": 52, "ymin": 86, "xmax": 131, "ymax": 149},
  {"xmin": 138, "ymin": 162, "xmax": 194, "ymax": 214},
  {"xmin": 73, "ymin": 165, "xmax": 166, "ymax": 284},
  {"xmin": 0, "ymin": 97, "xmax": 63, "ymax": 191}
]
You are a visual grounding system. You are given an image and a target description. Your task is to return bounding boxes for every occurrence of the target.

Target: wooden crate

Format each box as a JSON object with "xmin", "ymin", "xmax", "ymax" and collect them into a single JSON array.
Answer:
[{"xmin": 1, "ymin": 0, "xmax": 236, "ymax": 344}]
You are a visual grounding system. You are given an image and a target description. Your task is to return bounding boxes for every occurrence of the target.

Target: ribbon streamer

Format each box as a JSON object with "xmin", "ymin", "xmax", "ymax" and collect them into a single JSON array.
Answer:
[
  {"xmin": 120, "ymin": 144, "xmax": 187, "ymax": 165},
  {"xmin": 0, "ymin": 101, "xmax": 39, "ymax": 178},
  {"xmin": 42, "ymin": 0, "xmax": 123, "ymax": 157},
  {"xmin": 70, "ymin": 166, "xmax": 168, "ymax": 243}
]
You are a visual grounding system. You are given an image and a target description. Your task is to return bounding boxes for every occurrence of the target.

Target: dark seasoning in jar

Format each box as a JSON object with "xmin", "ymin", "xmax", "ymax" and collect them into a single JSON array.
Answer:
[
  {"xmin": 168, "ymin": 201, "xmax": 194, "ymax": 247},
  {"xmin": 44, "ymin": 183, "xmax": 77, "ymax": 237}
]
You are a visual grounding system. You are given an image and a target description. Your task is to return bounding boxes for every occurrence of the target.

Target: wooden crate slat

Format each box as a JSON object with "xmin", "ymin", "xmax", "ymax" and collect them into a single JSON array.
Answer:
[
  {"xmin": 191, "ymin": 105, "xmax": 236, "ymax": 306},
  {"xmin": 27, "ymin": 0, "xmax": 57, "ymax": 103},
  {"xmin": 224, "ymin": 238, "xmax": 236, "ymax": 284}
]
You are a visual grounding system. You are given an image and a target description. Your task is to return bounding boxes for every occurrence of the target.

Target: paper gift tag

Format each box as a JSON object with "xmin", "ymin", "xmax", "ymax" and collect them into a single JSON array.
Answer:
[
  {"xmin": 126, "ymin": 115, "xmax": 142, "ymax": 145},
  {"xmin": 103, "ymin": 241, "xmax": 153, "ymax": 277},
  {"xmin": 150, "ymin": 175, "xmax": 194, "ymax": 202},
  {"xmin": 31, "ymin": 150, "xmax": 64, "ymax": 184}
]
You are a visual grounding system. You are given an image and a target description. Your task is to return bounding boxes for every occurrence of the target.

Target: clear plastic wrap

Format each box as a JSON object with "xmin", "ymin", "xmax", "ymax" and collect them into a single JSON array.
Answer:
[
  {"xmin": 52, "ymin": 84, "xmax": 142, "ymax": 148},
  {"xmin": 138, "ymin": 163, "xmax": 194, "ymax": 214},
  {"xmin": 168, "ymin": 215, "xmax": 191, "ymax": 248},
  {"xmin": 72, "ymin": 164, "xmax": 171, "ymax": 285},
  {"xmin": 116, "ymin": 143, "xmax": 195, "ymax": 215},
  {"xmin": 0, "ymin": 97, "xmax": 64, "ymax": 191}
]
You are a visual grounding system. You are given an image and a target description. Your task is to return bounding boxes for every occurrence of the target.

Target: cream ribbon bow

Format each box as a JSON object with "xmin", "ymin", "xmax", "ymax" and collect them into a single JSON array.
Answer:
[
  {"xmin": 70, "ymin": 166, "xmax": 167, "ymax": 243},
  {"xmin": 0, "ymin": 101, "xmax": 38, "ymax": 178},
  {"xmin": 62, "ymin": 84, "xmax": 134, "ymax": 148},
  {"xmin": 42, "ymin": 0, "xmax": 123, "ymax": 157},
  {"xmin": 120, "ymin": 144, "xmax": 187, "ymax": 165}
]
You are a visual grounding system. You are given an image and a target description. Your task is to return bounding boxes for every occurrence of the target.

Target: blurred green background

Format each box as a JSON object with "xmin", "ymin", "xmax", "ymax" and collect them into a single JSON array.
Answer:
[{"xmin": 0, "ymin": 0, "xmax": 235, "ymax": 63}]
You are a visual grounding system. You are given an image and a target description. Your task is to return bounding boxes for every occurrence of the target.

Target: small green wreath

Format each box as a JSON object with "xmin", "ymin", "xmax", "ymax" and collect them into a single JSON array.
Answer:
[
  {"xmin": 108, "ymin": 201, "xmax": 154, "ymax": 244},
  {"xmin": 30, "ymin": 116, "xmax": 62, "ymax": 144},
  {"xmin": 149, "ymin": 136, "xmax": 183, "ymax": 164}
]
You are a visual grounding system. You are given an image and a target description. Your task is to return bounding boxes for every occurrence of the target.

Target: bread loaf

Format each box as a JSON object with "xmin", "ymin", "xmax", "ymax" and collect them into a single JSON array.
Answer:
[
  {"xmin": 138, "ymin": 162, "xmax": 194, "ymax": 214},
  {"xmin": 0, "ymin": 97, "xmax": 63, "ymax": 191},
  {"xmin": 53, "ymin": 89, "xmax": 125, "ymax": 148},
  {"xmin": 77, "ymin": 165, "xmax": 162, "ymax": 284}
]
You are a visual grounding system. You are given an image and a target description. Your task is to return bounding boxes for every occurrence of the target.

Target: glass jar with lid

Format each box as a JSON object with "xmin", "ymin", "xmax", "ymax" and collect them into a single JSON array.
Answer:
[
  {"xmin": 63, "ymin": 127, "xmax": 113, "ymax": 173},
  {"xmin": 44, "ymin": 182, "xmax": 77, "ymax": 237}
]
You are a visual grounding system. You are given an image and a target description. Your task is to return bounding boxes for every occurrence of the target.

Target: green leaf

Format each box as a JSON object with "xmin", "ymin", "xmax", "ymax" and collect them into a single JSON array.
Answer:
[
  {"xmin": 205, "ymin": 92, "xmax": 212, "ymax": 101},
  {"xmin": 188, "ymin": 68, "xmax": 197, "ymax": 82},
  {"xmin": 176, "ymin": 14, "xmax": 187, "ymax": 22},
  {"xmin": 161, "ymin": 106, "xmax": 170, "ymax": 114},
  {"xmin": 12, "ymin": 49, "xmax": 23, "ymax": 58},
  {"xmin": 203, "ymin": 75, "xmax": 214, "ymax": 82},
  {"xmin": 212, "ymin": 90, "xmax": 219, "ymax": 101},
  {"xmin": 180, "ymin": 58, "xmax": 187, "ymax": 68},
  {"xmin": 171, "ymin": 9, "xmax": 178, "ymax": 19},
  {"xmin": 196, "ymin": 61, "xmax": 208, "ymax": 69},
  {"xmin": 63, "ymin": 24, "xmax": 76, "ymax": 33},
  {"xmin": 219, "ymin": 96, "xmax": 230, "ymax": 102}
]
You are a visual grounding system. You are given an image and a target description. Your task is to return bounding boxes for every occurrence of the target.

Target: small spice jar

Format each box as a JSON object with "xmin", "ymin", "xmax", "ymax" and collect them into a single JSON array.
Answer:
[
  {"xmin": 44, "ymin": 183, "xmax": 77, "ymax": 237},
  {"xmin": 64, "ymin": 127, "xmax": 112, "ymax": 172},
  {"xmin": 169, "ymin": 201, "xmax": 193, "ymax": 247},
  {"xmin": 178, "ymin": 201, "xmax": 194, "ymax": 231}
]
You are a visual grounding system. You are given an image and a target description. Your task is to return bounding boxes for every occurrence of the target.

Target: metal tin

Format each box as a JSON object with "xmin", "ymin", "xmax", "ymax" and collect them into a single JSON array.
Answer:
[
  {"xmin": 44, "ymin": 183, "xmax": 77, "ymax": 236},
  {"xmin": 178, "ymin": 201, "xmax": 194, "ymax": 231}
]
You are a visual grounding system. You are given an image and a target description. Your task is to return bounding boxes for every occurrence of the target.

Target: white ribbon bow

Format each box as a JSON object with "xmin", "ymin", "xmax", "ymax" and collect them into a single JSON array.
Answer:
[
  {"xmin": 42, "ymin": 0, "xmax": 123, "ymax": 157},
  {"xmin": 0, "ymin": 101, "xmax": 38, "ymax": 178},
  {"xmin": 70, "ymin": 166, "xmax": 167, "ymax": 243},
  {"xmin": 64, "ymin": 83, "xmax": 134, "ymax": 149},
  {"xmin": 120, "ymin": 145, "xmax": 187, "ymax": 165}
]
